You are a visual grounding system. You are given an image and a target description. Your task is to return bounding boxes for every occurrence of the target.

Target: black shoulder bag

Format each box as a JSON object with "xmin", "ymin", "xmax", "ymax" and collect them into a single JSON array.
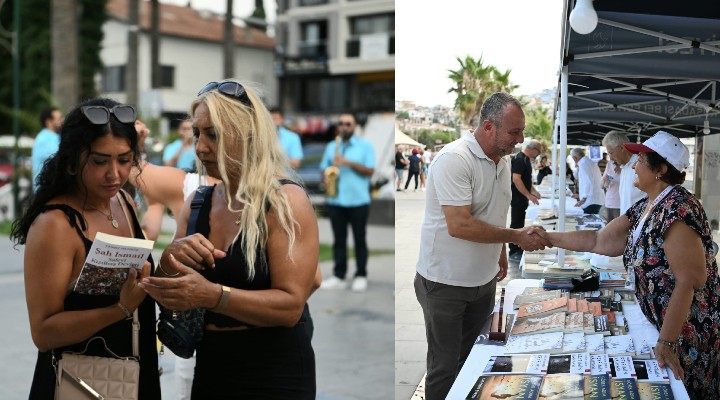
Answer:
[{"xmin": 156, "ymin": 186, "xmax": 212, "ymax": 359}]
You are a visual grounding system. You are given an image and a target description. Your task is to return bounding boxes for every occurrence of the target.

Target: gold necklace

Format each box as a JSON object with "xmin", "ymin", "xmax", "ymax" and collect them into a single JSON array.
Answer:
[{"xmin": 85, "ymin": 203, "xmax": 119, "ymax": 229}]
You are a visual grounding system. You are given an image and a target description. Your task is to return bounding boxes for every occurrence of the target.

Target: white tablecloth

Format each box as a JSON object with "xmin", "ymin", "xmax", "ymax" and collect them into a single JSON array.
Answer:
[{"xmin": 445, "ymin": 279, "xmax": 690, "ymax": 400}]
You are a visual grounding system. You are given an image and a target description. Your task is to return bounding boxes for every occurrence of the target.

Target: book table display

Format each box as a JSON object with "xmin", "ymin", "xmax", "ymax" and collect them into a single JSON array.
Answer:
[{"xmin": 446, "ymin": 279, "xmax": 689, "ymax": 400}]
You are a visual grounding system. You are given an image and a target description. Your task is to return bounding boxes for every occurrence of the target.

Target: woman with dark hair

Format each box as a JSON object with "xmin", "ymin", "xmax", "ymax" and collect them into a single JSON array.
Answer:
[
  {"xmin": 12, "ymin": 98, "xmax": 161, "ymax": 398},
  {"xmin": 538, "ymin": 131, "xmax": 720, "ymax": 397}
]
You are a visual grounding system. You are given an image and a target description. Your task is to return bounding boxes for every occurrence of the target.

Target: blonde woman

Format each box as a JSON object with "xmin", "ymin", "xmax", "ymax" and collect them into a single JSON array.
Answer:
[{"xmin": 138, "ymin": 80, "xmax": 318, "ymax": 398}]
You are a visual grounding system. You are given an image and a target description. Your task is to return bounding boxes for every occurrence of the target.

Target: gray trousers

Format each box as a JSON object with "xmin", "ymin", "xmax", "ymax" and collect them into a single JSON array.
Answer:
[{"xmin": 414, "ymin": 273, "xmax": 497, "ymax": 400}]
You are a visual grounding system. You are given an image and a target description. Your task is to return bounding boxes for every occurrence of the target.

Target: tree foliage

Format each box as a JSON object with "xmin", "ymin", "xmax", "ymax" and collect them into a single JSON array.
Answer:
[
  {"xmin": 413, "ymin": 128, "xmax": 460, "ymax": 149},
  {"xmin": 447, "ymin": 55, "xmax": 519, "ymax": 127},
  {"xmin": 524, "ymin": 106, "xmax": 554, "ymax": 147}
]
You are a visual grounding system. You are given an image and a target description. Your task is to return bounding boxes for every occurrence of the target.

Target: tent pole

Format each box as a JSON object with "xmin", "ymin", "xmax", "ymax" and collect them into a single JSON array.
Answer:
[
  {"xmin": 558, "ymin": 66, "xmax": 569, "ymax": 267},
  {"xmin": 551, "ymin": 111, "xmax": 559, "ymax": 209}
]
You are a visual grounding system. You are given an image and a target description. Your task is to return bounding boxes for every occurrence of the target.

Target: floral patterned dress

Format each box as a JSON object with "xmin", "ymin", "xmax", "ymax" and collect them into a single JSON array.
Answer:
[{"xmin": 624, "ymin": 185, "xmax": 720, "ymax": 397}]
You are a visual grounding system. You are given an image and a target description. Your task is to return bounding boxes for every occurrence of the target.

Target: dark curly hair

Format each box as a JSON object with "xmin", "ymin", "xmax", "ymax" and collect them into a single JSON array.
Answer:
[
  {"xmin": 644, "ymin": 152, "xmax": 686, "ymax": 185},
  {"xmin": 11, "ymin": 98, "xmax": 140, "ymax": 245}
]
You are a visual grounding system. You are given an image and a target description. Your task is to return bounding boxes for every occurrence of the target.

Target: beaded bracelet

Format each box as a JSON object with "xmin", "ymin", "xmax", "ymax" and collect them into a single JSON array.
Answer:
[
  {"xmin": 657, "ymin": 338, "xmax": 677, "ymax": 350},
  {"xmin": 157, "ymin": 262, "xmax": 181, "ymax": 277},
  {"xmin": 117, "ymin": 302, "xmax": 133, "ymax": 320}
]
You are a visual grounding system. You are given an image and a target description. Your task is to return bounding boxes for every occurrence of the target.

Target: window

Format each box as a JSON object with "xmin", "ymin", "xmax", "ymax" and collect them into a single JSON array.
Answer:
[
  {"xmin": 299, "ymin": 20, "xmax": 327, "ymax": 58},
  {"xmin": 299, "ymin": 0, "xmax": 327, "ymax": 6},
  {"xmin": 103, "ymin": 66, "xmax": 125, "ymax": 92},
  {"xmin": 347, "ymin": 13, "xmax": 395, "ymax": 58},
  {"xmin": 160, "ymin": 65, "xmax": 175, "ymax": 88}
]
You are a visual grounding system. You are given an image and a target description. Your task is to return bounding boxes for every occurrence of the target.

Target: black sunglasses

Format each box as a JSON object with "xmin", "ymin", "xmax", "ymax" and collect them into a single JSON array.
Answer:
[
  {"xmin": 197, "ymin": 81, "xmax": 252, "ymax": 108},
  {"xmin": 81, "ymin": 105, "xmax": 137, "ymax": 125}
]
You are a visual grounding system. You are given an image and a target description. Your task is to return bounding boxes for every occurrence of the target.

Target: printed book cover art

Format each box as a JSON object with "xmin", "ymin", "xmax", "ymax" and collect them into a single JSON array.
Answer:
[
  {"xmin": 538, "ymin": 373, "xmax": 584, "ymax": 399},
  {"xmin": 547, "ymin": 353, "xmax": 590, "ymax": 374},
  {"xmin": 73, "ymin": 232, "xmax": 154, "ymax": 296},
  {"xmin": 584, "ymin": 374, "xmax": 612, "ymax": 400},
  {"xmin": 585, "ymin": 333, "xmax": 606, "ymax": 354},
  {"xmin": 513, "ymin": 290, "xmax": 563, "ymax": 309},
  {"xmin": 510, "ymin": 312, "xmax": 566, "ymax": 336},
  {"xmin": 505, "ymin": 331, "xmax": 565, "ymax": 354},
  {"xmin": 594, "ymin": 315, "xmax": 611, "ymax": 335},
  {"xmin": 590, "ymin": 353, "xmax": 611, "ymax": 375},
  {"xmin": 633, "ymin": 338, "xmax": 654, "ymax": 359},
  {"xmin": 564, "ymin": 312, "xmax": 584, "ymax": 333},
  {"xmin": 609, "ymin": 356, "xmax": 636, "ymax": 379},
  {"xmin": 633, "ymin": 360, "xmax": 669, "ymax": 382},
  {"xmin": 636, "ymin": 381, "xmax": 675, "ymax": 400},
  {"xmin": 465, "ymin": 374, "xmax": 543, "ymax": 400},
  {"xmin": 516, "ymin": 297, "xmax": 568, "ymax": 319},
  {"xmin": 561, "ymin": 332, "xmax": 586, "ymax": 353},
  {"xmin": 610, "ymin": 377, "xmax": 641, "ymax": 399},
  {"xmin": 604, "ymin": 335, "xmax": 636, "ymax": 356},
  {"xmin": 482, "ymin": 354, "xmax": 550, "ymax": 375}
]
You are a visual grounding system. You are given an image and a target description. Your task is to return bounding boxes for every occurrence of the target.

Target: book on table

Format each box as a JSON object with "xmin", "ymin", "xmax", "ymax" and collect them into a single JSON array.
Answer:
[
  {"xmin": 73, "ymin": 232, "xmax": 154, "ymax": 296},
  {"xmin": 546, "ymin": 353, "xmax": 590, "ymax": 374},
  {"xmin": 561, "ymin": 332, "xmax": 586, "ymax": 353},
  {"xmin": 610, "ymin": 377, "xmax": 641, "ymax": 399},
  {"xmin": 510, "ymin": 312, "xmax": 566, "ymax": 336},
  {"xmin": 584, "ymin": 374, "xmax": 612, "ymax": 400},
  {"xmin": 604, "ymin": 335, "xmax": 636, "ymax": 357},
  {"xmin": 633, "ymin": 338, "xmax": 655, "ymax": 359},
  {"xmin": 481, "ymin": 354, "xmax": 549, "ymax": 375},
  {"xmin": 516, "ymin": 297, "xmax": 568, "ymax": 319},
  {"xmin": 609, "ymin": 356, "xmax": 637, "ymax": 378},
  {"xmin": 636, "ymin": 381, "xmax": 675, "ymax": 400},
  {"xmin": 465, "ymin": 374, "xmax": 543, "ymax": 400},
  {"xmin": 505, "ymin": 331, "xmax": 565, "ymax": 354},
  {"xmin": 565, "ymin": 312, "xmax": 584, "ymax": 333},
  {"xmin": 513, "ymin": 289, "xmax": 563, "ymax": 309},
  {"xmin": 538, "ymin": 374, "xmax": 584, "ymax": 400},
  {"xmin": 590, "ymin": 353, "xmax": 611, "ymax": 375},
  {"xmin": 633, "ymin": 359, "xmax": 669, "ymax": 382},
  {"xmin": 594, "ymin": 315, "xmax": 612, "ymax": 336},
  {"xmin": 585, "ymin": 333, "xmax": 606, "ymax": 354}
]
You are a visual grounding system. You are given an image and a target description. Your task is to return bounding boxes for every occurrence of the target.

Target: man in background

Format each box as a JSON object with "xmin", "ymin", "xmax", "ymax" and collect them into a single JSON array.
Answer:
[
  {"xmin": 163, "ymin": 119, "xmax": 195, "ymax": 171},
  {"xmin": 508, "ymin": 139, "xmax": 544, "ymax": 260},
  {"xmin": 270, "ymin": 107, "xmax": 304, "ymax": 170},
  {"xmin": 602, "ymin": 131, "xmax": 645, "ymax": 214},
  {"xmin": 31, "ymin": 107, "xmax": 63, "ymax": 191},
  {"xmin": 320, "ymin": 113, "xmax": 376, "ymax": 292},
  {"xmin": 570, "ymin": 147, "xmax": 605, "ymax": 214}
]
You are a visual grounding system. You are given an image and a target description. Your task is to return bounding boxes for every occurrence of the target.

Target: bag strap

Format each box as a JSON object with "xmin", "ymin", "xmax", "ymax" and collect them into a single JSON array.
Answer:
[{"xmin": 187, "ymin": 185, "xmax": 213, "ymax": 236}]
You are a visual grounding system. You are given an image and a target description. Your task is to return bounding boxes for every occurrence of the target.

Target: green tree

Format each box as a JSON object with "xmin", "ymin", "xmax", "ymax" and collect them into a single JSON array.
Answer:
[
  {"xmin": 524, "ymin": 107, "xmax": 553, "ymax": 147},
  {"xmin": 447, "ymin": 55, "xmax": 518, "ymax": 127}
]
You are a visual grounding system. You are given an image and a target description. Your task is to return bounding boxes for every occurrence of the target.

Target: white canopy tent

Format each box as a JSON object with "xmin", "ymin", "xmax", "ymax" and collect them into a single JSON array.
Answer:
[{"xmin": 394, "ymin": 125, "xmax": 425, "ymax": 148}]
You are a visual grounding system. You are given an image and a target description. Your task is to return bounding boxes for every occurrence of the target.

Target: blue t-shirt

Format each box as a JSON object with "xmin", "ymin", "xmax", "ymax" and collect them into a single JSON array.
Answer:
[
  {"xmin": 162, "ymin": 139, "xmax": 195, "ymax": 171},
  {"xmin": 31, "ymin": 128, "xmax": 60, "ymax": 190},
  {"xmin": 278, "ymin": 126, "xmax": 303, "ymax": 161},
  {"xmin": 320, "ymin": 135, "xmax": 376, "ymax": 207}
]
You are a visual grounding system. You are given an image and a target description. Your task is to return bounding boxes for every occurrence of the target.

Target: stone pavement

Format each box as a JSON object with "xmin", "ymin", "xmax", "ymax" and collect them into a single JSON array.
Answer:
[
  {"xmin": 0, "ymin": 214, "xmax": 395, "ymax": 399},
  {"xmin": 394, "ymin": 189, "xmax": 523, "ymax": 400}
]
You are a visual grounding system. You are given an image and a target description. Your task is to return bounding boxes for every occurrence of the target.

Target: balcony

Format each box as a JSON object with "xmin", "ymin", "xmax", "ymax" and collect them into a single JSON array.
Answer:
[
  {"xmin": 346, "ymin": 33, "xmax": 394, "ymax": 59},
  {"xmin": 299, "ymin": 42, "xmax": 327, "ymax": 59}
]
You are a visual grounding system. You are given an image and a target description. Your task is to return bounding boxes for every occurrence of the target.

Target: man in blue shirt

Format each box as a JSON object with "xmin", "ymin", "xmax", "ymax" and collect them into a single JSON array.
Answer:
[
  {"xmin": 31, "ymin": 107, "xmax": 63, "ymax": 191},
  {"xmin": 270, "ymin": 108, "xmax": 303, "ymax": 170},
  {"xmin": 320, "ymin": 113, "xmax": 376, "ymax": 292},
  {"xmin": 163, "ymin": 119, "xmax": 196, "ymax": 171}
]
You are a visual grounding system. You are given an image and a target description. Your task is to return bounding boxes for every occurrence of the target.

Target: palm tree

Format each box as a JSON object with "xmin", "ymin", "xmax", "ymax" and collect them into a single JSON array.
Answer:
[
  {"xmin": 447, "ymin": 55, "xmax": 518, "ymax": 127},
  {"xmin": 524, "ymin": 107, "xmax": 554, "ymax": 146},
  {"xmin": 51, "ymin": 0, "xmax": 79, "ymax": 112}
]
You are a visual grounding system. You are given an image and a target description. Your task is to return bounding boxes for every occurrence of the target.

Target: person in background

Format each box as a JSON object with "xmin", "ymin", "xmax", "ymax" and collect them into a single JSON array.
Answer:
[
  {"xmin": 538, "ymin": 131, "xmax": 719, "ymax": 398},
  {"xmin": 395, "ymin": 145, "xmax": 409, "ymax": 192},
  {"xmin": 163, "ymin": 119, "xmax": 196, "ymax": 171},
  {"xmin": 602, "ymin": 130, "xmax": 645, "ymax": 214},
  {"xmin": 404, "ymin": 148, "xmax": 422, "ymax": 192},
  {"xmin": 597, "ymin": 151, "xmax": 608, "ymax": 174},
  {"xmin": 269, "ymin": 107, "xmax": 304, "ymax": 170},
  {"xmin": 422, "ymin": 147, "xmax": 433, "ymax": 184},
  {"xmin": 535, "ymin": 155, "xmax": 552, "ymax": 185},
  {"xmin": 570, "ymin": 147, "xmax": 605, "ymax": 214},
  {"xmin": 508, "ymin": 140, "xmax": 544, "ymax": 260},
  {"xmin": 139, "ymin": 80, "xmax": 318, "ymax": 398},
  {"xmin": 419, "ymin": 148, "xmax": 428, "ymax": 191},
  {"xmin": 414, "ymin": 93, "xmax": 550, "ymax": 400},
  {"xmin": 320, "ymin": 113, "xmax": 376, "ymax": 292},
  {"xmin": 13, "ymin": 98, "xmax": 161, "ymax": 398},
  {"xmin": 31, "ymin": 107, "xmax": 63, "ymax": 191},
  {"xmin": 601, "ymin": 158, "xmax": 621, "ymax": 221}
]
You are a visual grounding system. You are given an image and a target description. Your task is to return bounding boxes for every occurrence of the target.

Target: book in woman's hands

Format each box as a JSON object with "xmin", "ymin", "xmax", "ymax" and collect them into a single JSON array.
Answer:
[{"xmin": 73, "ymin": 232, "xmax": 154, "ymax": 296}]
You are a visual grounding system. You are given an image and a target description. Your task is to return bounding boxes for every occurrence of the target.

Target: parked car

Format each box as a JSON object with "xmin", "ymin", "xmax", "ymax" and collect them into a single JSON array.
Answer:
[{"xmin": 297, "ymin": 142, "xmax": 328, "ymax": 194}]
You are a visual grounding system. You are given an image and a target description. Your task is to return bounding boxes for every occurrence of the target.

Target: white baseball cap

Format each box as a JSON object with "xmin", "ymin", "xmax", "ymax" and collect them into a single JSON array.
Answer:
[{"xmin": 624, "ymin": 131, "xmax": 690, "ymax": 171}]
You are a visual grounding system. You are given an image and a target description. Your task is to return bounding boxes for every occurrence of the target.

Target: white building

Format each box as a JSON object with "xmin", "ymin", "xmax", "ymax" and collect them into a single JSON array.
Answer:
[{"xmin": 100, "ymin": 0, "xmax": 277, "ymax": 128}]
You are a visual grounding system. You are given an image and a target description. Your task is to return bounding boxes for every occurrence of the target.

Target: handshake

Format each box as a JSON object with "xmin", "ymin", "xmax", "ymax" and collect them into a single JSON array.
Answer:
[{"xmin": 512, "ymin": 225, "xmax": 553, "ymax": 252}]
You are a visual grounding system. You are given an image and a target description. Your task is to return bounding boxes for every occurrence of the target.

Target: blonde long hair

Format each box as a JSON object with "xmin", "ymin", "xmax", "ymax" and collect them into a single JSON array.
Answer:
[{"xmin": 191, "ymin": 81, "xmax": 297, "ymax": 279}]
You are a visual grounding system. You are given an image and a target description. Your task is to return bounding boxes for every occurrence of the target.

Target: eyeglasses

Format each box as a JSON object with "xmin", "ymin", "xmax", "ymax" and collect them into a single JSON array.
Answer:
[
  {"xmin": 81, "ymin": 105, "xmax": 136, "ymax": 125},
  {"xmin": 339, "ymin": 121, "xmax": 354, "ymax": 127},
  {"xmin": 197, "ymin": 81, "xmax": 252, "ymax": 108}
]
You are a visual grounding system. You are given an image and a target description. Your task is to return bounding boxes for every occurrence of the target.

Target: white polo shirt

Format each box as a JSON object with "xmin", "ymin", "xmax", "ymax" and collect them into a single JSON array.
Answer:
[
  {"xmin": 619, "ymin": 154, "xmax": 646, "ymax": 214},
  {"xmin": 576, "ymin": 156, "xmax": 605, "ymax": 207},
  {"xmin": 416, "ymin": 132, "xmax": 511, "ymax": 287}
]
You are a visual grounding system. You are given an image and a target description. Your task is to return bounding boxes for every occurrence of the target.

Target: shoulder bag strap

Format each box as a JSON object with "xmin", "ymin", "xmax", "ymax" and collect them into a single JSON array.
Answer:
[
  {"xmin": 132, "ymin": 309, "xmax": 139, "ymax": 358},
  {"xmin": 187, "ymin": 185, "xmax": 214, "ymax": 236}
]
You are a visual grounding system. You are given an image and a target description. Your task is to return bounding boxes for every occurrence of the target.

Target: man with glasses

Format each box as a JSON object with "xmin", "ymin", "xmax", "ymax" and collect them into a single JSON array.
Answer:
[
  {"xmin": 602, "ymin": 131, "xmax": 645, "ymax": 214},
  {"xmin": 163, "ymin": 119, "xmax": 195, "ymax": 171},
  {"xmin": 31, "ymin": 107, "xmax": 63, "ymax": 191},
  {"xmin": 319, "ymin": 113, "xmax": 376, "ymax": 292},
  {"xmin": 508, "ymin": 139, "xmax": 544, "ymax": 260},
  {"xmin": 269, "ymin": 108, "xmax": 304, "ymax": 170}
]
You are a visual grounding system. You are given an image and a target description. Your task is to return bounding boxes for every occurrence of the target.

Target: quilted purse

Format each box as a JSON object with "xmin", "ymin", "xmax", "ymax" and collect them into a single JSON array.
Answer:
[
  {"xmin": 156, "ymin": 186, "xmax": 210, "ymax": 359},
  {"xmin": 54, "ymin": 311, "xmax": 140, "ymax": 400}
]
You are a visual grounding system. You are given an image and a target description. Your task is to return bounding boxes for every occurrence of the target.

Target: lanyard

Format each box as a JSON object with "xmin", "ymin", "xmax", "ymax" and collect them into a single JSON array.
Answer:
[{"xmin": 631, "ymin": 185, "xmax": 675, "ymax": 249}]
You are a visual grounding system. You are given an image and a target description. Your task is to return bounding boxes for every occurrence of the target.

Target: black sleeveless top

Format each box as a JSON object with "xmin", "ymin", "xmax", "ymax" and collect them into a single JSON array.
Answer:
[
  {"xmin": 28, "ymin": 196, "xmax": 161, "ymax": 399},
  {"xmin": 196, "ymin": 181, "xmax": 309, "ymax": 328}
]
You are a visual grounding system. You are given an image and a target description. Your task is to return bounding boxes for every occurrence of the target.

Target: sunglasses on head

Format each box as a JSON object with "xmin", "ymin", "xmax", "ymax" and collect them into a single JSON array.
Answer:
[
  {"xmin": 197, "ymin": 81, "xmax": 252, "ymax": 108},
  {"xmin": 81, "ymin": 105, "xmax": 137, "ymax": 125}
]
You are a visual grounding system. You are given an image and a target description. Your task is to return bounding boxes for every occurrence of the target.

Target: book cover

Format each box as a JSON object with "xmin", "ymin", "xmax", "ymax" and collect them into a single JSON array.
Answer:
[
  {"xmin": 538, "ymin": 374, "xmax": 584, "ymax": 399},
  {"xmin": 73, "ymin": 232, "xmax": 154, "ymax": 296},
  {"xmin": 588, "ymin": 301, "xmax": 603, "ymax": 316},
  {"xmin": 610, "ymin": 325, "xmax": 627, "ymax": 336},
  {"xmin": 564, "ymin": 312, "xmax": 584, "ymax": 333},
  {"xmin": 601, "ymin": 310, "xmax": 616, "ymax": 324},
  {"xmin": 609, "ymin": 356, "xmax": 636, "ymax": 379},
  {"xmin": 633, "ymin": 360, "xmax": 669, "ymax": 382},
  {"xmin": 610, "ymin": 378, "xmax": 641, "ymax": 399},
  {"xmin": 481, "ymin": 354, "xmax": 550, "ymax": 375},
  {"xmin": 577, "ymin": 299, "xmax": 590, "ymax": 313},
  {"xmin": 562, "ymin": 332, "xmax": 586, "ymax": 353},
  {"xmin": 505, "ymin": 332, "xmax": 565, "ymax": 354},
  {"xmin": 567, "ymin": 298, "xmax": 578, "ymax": 312},
  {"xmin": 584, "ymin": 374, "xmax": 612, "ymax": 400},
  {"xmin": 604, "ymin": 335, "xmax": 636, "ymax": 356},
  {"xmin": 619, "ymin": 292, "xmax": 637, "ymax": 304},
  {"xmin": 547, "ymin": 353, "xmax": 590, "ymax": 374},
  {"xmin": 633, "ymin": 338, "xmax": 655, "ymax": 359},
  {"xmin": 511, "ymin": 312, "xmax": 566, "ymax": 336},
  {"xmin": 513, "ymin": 290, "xmax": 563, "ymax": 309},
  {"xmin": 590, "ymin": 353, "xmax": 611, "ymax": 375},
  {"xmin": 594, "ymin": 315, "xmax": 611, "ymax": 336},
  {"xmin": 583, "ymin": 313, "xmax": 596, "ymax": 334},
  {"xmin": 465, "ymin": 374, "xmax": 543, "ymax": 400},
  {"xmin": 516, "ymin": 297, "xmax": 568, "ymax": 319},
  {"xmin": 585, "ymin": 334, "xmax": 606, "ymax": 354},
  {"xmin": 636, "ymin": 381, "xmax": 675, "ymax": 400}
]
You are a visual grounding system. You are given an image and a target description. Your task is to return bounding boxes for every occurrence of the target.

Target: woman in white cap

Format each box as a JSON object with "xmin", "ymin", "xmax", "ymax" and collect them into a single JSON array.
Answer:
[{"xmin": 536, "ymin": 130, "xmax": 719, "ymax": 397}]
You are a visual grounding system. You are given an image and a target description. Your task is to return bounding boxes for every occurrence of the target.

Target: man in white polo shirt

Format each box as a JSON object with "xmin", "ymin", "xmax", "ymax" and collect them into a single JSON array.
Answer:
[
  {"xmin": 414, "ymin": 93, "xmax": 551, "ymax": 400},
  {"xmin": 602, "ymin": 131, "xmax": 646, "ymax": 214}
]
